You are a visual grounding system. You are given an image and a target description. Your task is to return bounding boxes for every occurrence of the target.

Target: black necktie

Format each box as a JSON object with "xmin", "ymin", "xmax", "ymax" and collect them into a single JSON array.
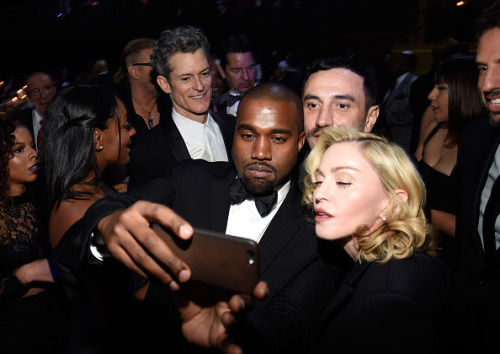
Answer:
[
  {"xmin": 226, "ymin": 93, "xmax": 242, "ymax": 107},
  {"xmin": 229, "ymin": 177, "xmax": 277, "ymax": 217},
  {"xmin": 483, "ymin": 174, "xmax": 500, "ymax": 260}
]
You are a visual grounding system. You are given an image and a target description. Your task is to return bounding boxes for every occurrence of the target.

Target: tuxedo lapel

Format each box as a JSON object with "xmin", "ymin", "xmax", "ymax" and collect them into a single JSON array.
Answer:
[
  {"xmin": 211, "ymin": 110, "xmax": 235, "ymax": 159},
  {"xmin": 258, "ymin": 185, "xmax": 303, "ymax": 273},
  {"xmin": 208, "ymin": 170, "xmax": 234, "ymax": 233},
  {"xmin": 473, "ymin": 132, "xmax": 500, "ymax": 228},
  {"xmin": 163, "ymin": 113, "xmax": 191, "ymax": 162},
  {"xmin": 465, "ymin": 125, "xmax": 500, "ymax": 270}
]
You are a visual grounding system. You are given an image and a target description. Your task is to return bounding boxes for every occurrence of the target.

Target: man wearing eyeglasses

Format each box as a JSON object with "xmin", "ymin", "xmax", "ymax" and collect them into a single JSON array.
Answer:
[{"xmin": 22, "ymin": 72, "xmax": 56, "ymax": 150}]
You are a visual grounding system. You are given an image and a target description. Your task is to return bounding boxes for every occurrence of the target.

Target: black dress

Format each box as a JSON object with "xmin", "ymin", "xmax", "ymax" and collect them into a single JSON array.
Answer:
[
  {"xmin": 0, "ymin": 192, "xmax": 68, "ymax": 354},
  {"xmin": 417, "ymin": 122, "xmax": 458, "ymax": 267},
  {"xmin": 52, "ymin": 182, "xmax": 179, "ymax": 354}
]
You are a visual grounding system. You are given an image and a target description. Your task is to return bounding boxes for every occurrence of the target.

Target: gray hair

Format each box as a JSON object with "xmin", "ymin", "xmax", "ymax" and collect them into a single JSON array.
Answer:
[{"xmin": 151, "ymin": 26, "xmax": 210, "ymax": 80}]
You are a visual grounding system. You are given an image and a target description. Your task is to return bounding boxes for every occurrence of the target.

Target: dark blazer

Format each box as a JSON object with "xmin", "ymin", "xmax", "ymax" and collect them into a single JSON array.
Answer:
[
  {"xmin": 380, "ymin": 72, "xmax": 418, "ymax": 152},
  {"xmin": 83, "ymin": 160, "xmax": 345, "ymax": 354},
  {"xmin": 125, "ymin": 94, "xmax": 236, "ymax": 188},
  {"xmin": 314, "ymin": 253, "xmax": 473, "ymax": 354},
  {"xmin": 455, "ymin": 118, "xmax": 500, "ymax": 352},
  {"xmin": 211, "ymin": 91, "xmax": 232, "ymax": 116},
  {"xmin": 19, "ymin": 105, "xmax": 35, "ymax": 139}
]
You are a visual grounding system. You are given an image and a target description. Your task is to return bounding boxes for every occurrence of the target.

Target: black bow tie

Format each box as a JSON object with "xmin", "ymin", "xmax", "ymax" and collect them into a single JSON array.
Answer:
[
  {"xmin": 227, "ymin": 93, "xmax": 242, "ymax": 107},
  {"xmin": 229, "ymin": 177, "xmax": 277, "ymax": 217}
]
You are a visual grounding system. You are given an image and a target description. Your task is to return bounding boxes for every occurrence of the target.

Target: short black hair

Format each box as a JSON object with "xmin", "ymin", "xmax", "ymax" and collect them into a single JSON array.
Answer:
[
  {"xmin": 476, "ymin": 0, "xmax": 500, "ymax": 42},
  {"xmin": 219, "ymin": 33, "xmax": 255, "ymax": 69},
  {"xmin": 304, "ymin": 56, "xmax": 379, "ymax": 111},
  {"xmin": 240, "ymin": 83, "xmax": 303, "ymax": 132}
]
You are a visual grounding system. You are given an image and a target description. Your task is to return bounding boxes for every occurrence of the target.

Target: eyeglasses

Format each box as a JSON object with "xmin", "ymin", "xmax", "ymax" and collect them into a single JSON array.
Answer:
[
  {"xmin": 132, "ymin": 63, "xmax": 151, "ymax": 67},
  {"xmin": 28, "ymin": 86, "xmax": 55, "ymax": 96}
]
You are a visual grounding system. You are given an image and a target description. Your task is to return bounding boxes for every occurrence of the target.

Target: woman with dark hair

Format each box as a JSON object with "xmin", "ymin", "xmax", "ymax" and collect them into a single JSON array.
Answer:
[
  {"xmin": 41, "ymin": 83, "xmax": 135, "ymax": 248},
  {"xmin": 414, "ymin": 57, "xmax": 486, "ymax": 243},
  {"xmin": 0, "ymin": 109, "xmax": 67, "ymax": 353},
  {"xmin": 40, "ymin": 83, "xmax": 143, "ymax": 352}
]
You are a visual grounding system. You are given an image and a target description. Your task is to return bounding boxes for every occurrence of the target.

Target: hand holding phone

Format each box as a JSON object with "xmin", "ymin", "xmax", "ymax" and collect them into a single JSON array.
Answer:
[{"xmin": 152, "ymin": 224, "xmax": 260, "ymax": 293}]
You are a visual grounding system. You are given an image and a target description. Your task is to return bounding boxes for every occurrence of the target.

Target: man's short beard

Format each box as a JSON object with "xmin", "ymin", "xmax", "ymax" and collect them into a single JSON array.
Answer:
[
  {"xmin": 241, "ymin": 175, "xmax": 276, "ymax": 196},
  {"xmin": 489, "ymin": 115, "xmax": 500, "ymax": 127}
]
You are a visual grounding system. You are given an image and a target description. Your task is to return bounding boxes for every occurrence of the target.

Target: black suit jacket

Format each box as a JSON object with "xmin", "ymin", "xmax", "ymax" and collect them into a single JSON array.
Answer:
[
  {"xmin": 83, "ymin": 160, "xmax": 344, "ymax": 353},
  {"xmin": 19, "ymin": 105, "xmax": 36, "ymax": 140},
  {"xmin": 314, "ymin": 253, "xmax": 473, "ymax": 354},
  {"xmin": 211, "ymin": 91, "xmax": 231, "ymax": 116},
  {"xmin": 126, "ymin": 96, "xmax": 235, "ymax": 188},
  {"xmin": 455, "ymin": 118, "xmax": 500, "ymax": 351}
]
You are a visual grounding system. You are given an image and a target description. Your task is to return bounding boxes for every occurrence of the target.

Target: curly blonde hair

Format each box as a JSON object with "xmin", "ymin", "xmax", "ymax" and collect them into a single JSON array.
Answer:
[{"xmin": 303, "ymin": 126, "xmax": 436, "ymax": 263}]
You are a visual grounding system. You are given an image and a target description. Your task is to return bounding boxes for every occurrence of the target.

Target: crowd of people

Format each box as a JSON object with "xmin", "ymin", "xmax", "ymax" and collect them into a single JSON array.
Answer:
[{"xmin": 1, "ymin": 1, "xmax": 500, "ymax": 353}]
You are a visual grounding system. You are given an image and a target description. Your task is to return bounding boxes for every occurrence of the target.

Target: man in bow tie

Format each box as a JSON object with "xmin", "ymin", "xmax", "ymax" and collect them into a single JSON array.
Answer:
[
  {"xmin": 211, "ymin": 33, "xmax": 258, "ymax": 117},
  {"xmin": 81, "ymin": 83, "xmax": 342, "ymax": 353}
]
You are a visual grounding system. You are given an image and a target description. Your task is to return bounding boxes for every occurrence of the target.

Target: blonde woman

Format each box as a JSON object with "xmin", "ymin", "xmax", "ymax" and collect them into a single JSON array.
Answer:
[{"xmin": 304, "ymin": 126, "xmax": 472, "ymax": 353}]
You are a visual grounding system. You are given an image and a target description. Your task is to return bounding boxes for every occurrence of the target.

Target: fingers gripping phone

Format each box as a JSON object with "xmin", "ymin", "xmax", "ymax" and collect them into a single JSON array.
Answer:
[{"xmin": 151, "ymin": 223, "xmax": 260, "ymax": 293}]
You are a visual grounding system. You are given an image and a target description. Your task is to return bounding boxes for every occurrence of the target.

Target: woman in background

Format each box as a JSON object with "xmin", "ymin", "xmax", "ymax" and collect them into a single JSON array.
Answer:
[
  {"xmin": 414, "ymin": 57, "xmax": 486, "ymax": 265},
  {"xmin": 0, "ymin": 109, "xmax": 67, "ymax": 353}
]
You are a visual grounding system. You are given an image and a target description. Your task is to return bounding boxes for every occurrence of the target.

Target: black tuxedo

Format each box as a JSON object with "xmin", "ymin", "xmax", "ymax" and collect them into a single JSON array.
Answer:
[
  {"xmin": 314, "ymin": 253, "xmax": 473, "ymax": 354},
  {"xmin": 211, "ymin": 91, "xmax": 232, "ymax": 116},
  {"xmin": 123, "ymin": 93, "xmax": 235, "ymax": 188},
  {"xmin": 455, "ymin": 118, "xmax": 500, "ymax": 352},
  {"xmin": 83, "ymin": 160, "xmax": 345, "ymax": 354}
]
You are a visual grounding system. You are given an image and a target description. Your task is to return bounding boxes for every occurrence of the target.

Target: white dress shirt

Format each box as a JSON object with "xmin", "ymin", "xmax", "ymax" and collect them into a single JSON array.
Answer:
[
  {"xmin": 32, "ymin": 109, "xmax": 44, "ymax": 150},
  {"xmin": 226, "ymin": 90, "xmax": 241, "ymax": 117},
  {"xmin": 225, "ymin": 181, "xmax": 291, "ymax": 243},
  {"xmin": 172, "ymin": 109, "xmax": 228, "ymax": 162}
]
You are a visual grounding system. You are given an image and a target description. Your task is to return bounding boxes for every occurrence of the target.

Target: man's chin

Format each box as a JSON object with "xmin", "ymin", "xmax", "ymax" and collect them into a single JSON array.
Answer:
[
  {"xmin": 241, "ymin": 176, "xmax": 275, "ymax": 196},
  {"xmin": 489, "ymin": 112, "xmax": 500, "ymax": 127},
  {"xmin": 306, "ymin": 136, "xmax": 318, "ymax": 150}
]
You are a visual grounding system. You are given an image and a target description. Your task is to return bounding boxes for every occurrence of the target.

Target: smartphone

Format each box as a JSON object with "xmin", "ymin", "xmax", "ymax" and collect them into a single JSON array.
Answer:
[{"xmin": 151, "ymin": 223, "xmax": 260, "ymax": 294}]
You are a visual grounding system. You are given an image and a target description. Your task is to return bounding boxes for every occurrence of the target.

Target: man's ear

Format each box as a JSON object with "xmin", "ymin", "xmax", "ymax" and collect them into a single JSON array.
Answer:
[
  {"xmin": 218, "ymin": 64, "xmax": 226, "ymax": 80},
  {"xmin": 156, "ymin": 75, "xmax": 172, "ymax": 94},
  {"xmin": 297, "ymin": 131, "xmax": 306, "ymax": 153},
  {"xmin": 128, "ymin": 65, "xmax": 139, "ymax": 80},
  {"xmin": 395, "ymin": 189, "xmax": 409, "ymax": 203},
  {"xmin": 364, "ymin": 105, "xmax": 380, "ymax": 133}
]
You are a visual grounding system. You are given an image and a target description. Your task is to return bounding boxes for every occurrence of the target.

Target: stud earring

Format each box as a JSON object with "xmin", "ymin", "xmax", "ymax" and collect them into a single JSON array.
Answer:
[
  {"xmin": 97, "ymin": 145, "xmax": 103, "ymax": 151},
  {"xmin": 381, "ymin": 215, "xmax": 387, "ymax": 221}
]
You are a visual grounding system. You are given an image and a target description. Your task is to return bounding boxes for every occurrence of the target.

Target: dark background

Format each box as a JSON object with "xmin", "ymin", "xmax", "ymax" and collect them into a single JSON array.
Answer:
[{"xmin": 0, "ymin": 0, "xmax": 493, "ymax": 90}]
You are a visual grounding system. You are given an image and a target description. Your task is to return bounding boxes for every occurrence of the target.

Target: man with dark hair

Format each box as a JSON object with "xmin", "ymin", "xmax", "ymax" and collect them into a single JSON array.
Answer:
[
  {"xmin": 302, "ymin": 56, "xmax": 380, "ymax": 150},
  {"xmin": 106, "ymin": 37, "xmax": 166, "ymax": 190},
  {"xmin": 83, "ymin": 83, "xmax": 342, "ymax": 353},
  {"xmin": 455, "ymin": 1, "xmax": 500, "ymax": 351},
  {"xmin": 212, "ymin": 33, "xmax": 258, "ymax": 117},
  {"xmin": 127, "ymin": 26, "xmax": 235, "ymax": 188},
  {"xmin": 295, "ymin": 56, "xmax": 380, "ymax": 190}
]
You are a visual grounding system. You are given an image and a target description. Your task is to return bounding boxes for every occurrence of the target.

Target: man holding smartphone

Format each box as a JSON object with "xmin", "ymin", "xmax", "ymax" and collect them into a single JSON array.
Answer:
[{"xmin": 80, "ymin": 82, "xmax": 345, "ymax": 353}]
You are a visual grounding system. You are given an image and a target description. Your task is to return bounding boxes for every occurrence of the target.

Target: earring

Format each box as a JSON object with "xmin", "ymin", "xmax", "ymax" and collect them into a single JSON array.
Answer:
[
  {"xmin": 381, "ymin": 215, "xmax": 387, "ymax": 221},
  {"xmin": 97, "ymin": 145, "xmax": 103, "ymax": 151}
]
